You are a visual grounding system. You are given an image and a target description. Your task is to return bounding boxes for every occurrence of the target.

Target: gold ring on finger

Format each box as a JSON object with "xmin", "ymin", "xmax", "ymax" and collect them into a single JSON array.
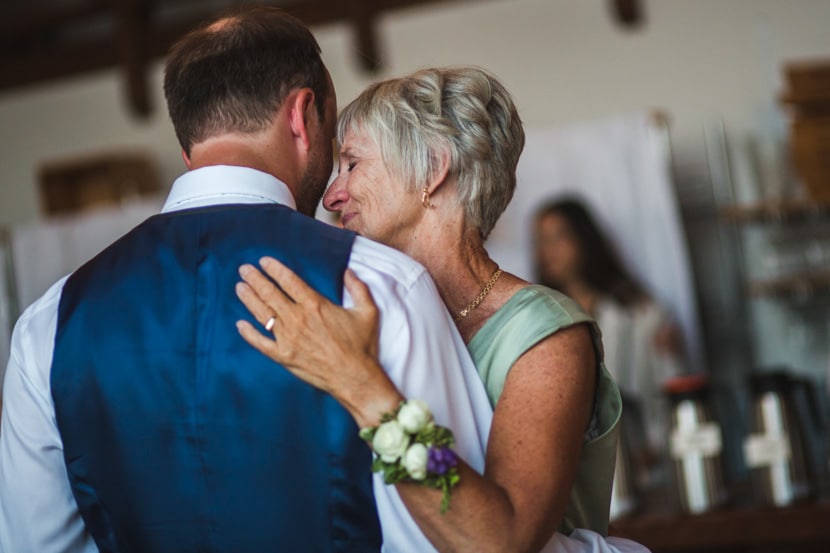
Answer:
[{"xmin": 264, "ymin": 315, "xmax": 276, "ymax": 332}]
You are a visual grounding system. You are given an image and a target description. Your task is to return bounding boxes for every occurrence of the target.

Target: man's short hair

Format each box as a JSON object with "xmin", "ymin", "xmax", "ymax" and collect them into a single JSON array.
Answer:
[{"xmin": 164, "ymin": 5, "xmax": 328, "ymax": 155}]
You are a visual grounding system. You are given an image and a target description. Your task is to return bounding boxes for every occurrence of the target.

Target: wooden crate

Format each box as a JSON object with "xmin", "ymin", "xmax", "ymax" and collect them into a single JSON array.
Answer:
[
  {"xmin": 790, "ymin": 117, "xmax": 830, "ymax": 203},
  {"xmin": 781, "ymin": 59, "xmax": 830, "ymax": 117},
  {"xmin": 784, "ymin": 60, "xmax": 830, "ymax": 103}
]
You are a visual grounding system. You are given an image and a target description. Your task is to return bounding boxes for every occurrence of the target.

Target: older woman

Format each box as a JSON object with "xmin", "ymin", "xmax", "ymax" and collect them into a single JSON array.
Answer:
[{"xmin": 236, "ymin": 67, "xmax": 645, "ymax": 553}]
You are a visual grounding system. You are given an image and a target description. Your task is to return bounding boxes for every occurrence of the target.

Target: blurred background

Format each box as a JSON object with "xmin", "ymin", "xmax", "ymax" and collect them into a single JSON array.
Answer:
[{"xmin": 1, "ymin": 1, "xmax": 830, "ymax": 551}]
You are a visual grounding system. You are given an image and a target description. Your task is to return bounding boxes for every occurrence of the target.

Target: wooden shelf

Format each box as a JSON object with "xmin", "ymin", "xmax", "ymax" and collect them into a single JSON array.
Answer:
[
  {"xmin": 610, "ymin": 500, "xmax": 830, "ymax": 553},
  {"xmin": 719, "ymin": 200, "xmax": 830, "ymax": 224},
  {"xmin": 748, "ymin": 271, "xmax": 830, "ymax": 298}
]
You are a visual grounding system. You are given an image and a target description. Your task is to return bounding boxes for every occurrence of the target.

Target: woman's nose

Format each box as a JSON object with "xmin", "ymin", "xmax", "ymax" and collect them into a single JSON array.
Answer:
[{"xmin": 323, "ymin": 174, "xmax": 348, "ymax": 212}]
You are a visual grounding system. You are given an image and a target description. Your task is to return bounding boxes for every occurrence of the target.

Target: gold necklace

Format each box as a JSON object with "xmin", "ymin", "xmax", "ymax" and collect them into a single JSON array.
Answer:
[{"xmin": 455, "ymin": 268, "xmax": 503, "ymax": 321}]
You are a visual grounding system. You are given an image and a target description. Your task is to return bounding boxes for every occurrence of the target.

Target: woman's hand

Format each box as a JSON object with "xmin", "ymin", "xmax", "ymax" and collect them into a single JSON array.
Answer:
[{"xmin": 235, "ymin": 256, "xmax": 402, "ymax": 427}]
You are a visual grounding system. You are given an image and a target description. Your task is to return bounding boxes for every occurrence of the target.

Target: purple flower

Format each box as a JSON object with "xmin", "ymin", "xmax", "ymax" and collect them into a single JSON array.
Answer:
[{"xmin": 427, "ymin": 447, "xmax": 458, "ymax": 475}]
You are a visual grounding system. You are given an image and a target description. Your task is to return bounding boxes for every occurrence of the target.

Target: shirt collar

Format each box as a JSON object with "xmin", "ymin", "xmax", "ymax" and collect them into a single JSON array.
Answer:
[{"xmin": 161, "ymin": 165, "xmax": 297, "ymax": 213}]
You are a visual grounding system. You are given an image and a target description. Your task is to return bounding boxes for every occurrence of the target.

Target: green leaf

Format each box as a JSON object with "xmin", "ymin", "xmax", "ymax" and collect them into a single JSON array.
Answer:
[{"xmin": 359, "ymin": 427, "xmax": 376, "ymax": 442}]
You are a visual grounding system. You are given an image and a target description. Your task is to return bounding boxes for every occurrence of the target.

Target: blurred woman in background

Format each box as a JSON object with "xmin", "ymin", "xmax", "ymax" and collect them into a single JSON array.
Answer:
[{"xmin": 533, "ymin": 198, "xmax": 688, "ymax": 482}]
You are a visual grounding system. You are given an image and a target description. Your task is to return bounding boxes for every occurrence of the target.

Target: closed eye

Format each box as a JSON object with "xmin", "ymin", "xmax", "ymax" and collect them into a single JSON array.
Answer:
[{"xmin": 335, "ymin": 159, "xmax": 351, "ymax": 175}]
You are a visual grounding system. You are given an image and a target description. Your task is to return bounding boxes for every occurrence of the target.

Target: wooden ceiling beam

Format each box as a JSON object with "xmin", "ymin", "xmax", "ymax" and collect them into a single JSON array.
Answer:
[
  {"xmin": 611, "ymin": 0, "xmax": 644, "ymax": 28},
  {"xmin": 0, "ymin": 0, "xmax": 459, "ymax": 116},
  {"xmin": 351, "ymin": 0, "xmax": 381, "ymax": 72},
  {"xmin": 0, "ymin": 0, "xmax": 110, "ymax": 40},
  {"xmin": 117, "ymin": 0, "xmax": 152, "ymax": 117}
]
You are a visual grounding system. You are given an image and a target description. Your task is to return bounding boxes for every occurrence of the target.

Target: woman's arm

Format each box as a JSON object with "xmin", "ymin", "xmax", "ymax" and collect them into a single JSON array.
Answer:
[
  {"xmin": 236, "ymin": 257, "xmax": 596, "ymax": 553},
  {"xmin": 395, "ymin": 325, "xmax": 596, "ymax": 553}
]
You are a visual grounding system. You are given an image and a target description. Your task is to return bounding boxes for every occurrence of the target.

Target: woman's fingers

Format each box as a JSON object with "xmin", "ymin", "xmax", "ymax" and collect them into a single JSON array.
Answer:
[
  {"xmin": 236, "ymin": 258, "xmax": 379, "ymax": 354},
  {"xmin": 235, "ymin": 281, "xmax": 278, "ymax": 330},
  {"xmin": 345, "ymin": 269, "xmax": 378, "ymax": 318},
  {"xmin": 239, "ymin": 263, "xmax": 292, "ymax": 313},
  {"xmin": 236, "ymin": 320, "xmax": 283, "ymax": 361},
  {"xmin": 241, "ymin": 259, "xmax": 329, "ymax": 336},
  {"xmin": 234, "ymin": 258, "xmax": 389, "ymax": 411},
  {"xmin": 344, "ymin": 269, "xmax": 372, "ymax": 308},
  {"xmin": 259, "ymin": 256, "xmax": 321, "ymax": 305}
]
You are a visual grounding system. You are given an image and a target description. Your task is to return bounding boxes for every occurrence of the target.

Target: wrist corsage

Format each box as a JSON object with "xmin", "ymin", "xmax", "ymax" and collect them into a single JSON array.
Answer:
[{"xmin": 359, "ymin": 399, "xmax": 460, "ymax": 514}]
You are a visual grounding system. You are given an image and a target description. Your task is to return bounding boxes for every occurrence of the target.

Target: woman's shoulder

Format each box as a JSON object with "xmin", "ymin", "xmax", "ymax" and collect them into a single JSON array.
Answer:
[
  {"xmin": 469, "ymin": 284, "xmax": 594, "ymax": 371},
  {"xmin": 499, "ymin": 284, "xmax": 593, "ymax": 327}
]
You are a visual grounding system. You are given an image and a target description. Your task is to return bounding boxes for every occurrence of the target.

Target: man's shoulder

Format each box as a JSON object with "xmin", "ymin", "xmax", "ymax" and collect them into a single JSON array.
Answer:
[
  {"xmin": 6, "ymin": 276, "xmax": 68, "ymax": 391},
  {"xmin": 16, "ymin": 276, "xmax": 68, "ymax": 330},
  {"xmin": 348, "ymin": 236, "xmax": 430, "ymax": 293}
]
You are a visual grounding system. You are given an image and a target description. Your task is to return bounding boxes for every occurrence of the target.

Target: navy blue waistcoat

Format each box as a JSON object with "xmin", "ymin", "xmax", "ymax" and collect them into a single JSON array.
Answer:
[{"xmin": 51, "ymin": 204, "xmax": 381, "ymax": 553}]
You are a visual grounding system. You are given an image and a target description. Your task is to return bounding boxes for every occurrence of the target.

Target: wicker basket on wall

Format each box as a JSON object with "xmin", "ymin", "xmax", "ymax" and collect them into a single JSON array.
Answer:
[{"xmin": 39, "ymin": 150, "xmax": 161, "ymax": 217}]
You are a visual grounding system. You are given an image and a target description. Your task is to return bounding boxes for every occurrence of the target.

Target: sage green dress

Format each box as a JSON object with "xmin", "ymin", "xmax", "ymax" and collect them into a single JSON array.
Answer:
[{"xmin": 467, "ymin": 285, "xmax": 622, "ymax": 536}]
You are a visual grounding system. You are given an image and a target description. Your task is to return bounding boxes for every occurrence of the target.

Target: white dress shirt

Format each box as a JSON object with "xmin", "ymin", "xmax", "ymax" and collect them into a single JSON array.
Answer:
[{"xmin": 0, "ymin": 165, "xmax": 493, "ymax": 553}]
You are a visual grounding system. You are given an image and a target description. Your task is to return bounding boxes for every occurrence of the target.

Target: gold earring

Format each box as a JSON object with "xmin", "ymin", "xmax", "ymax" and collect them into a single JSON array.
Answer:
[{"xmin": 421, "ymin": 186, "xmax": 432, "ymax": 208}]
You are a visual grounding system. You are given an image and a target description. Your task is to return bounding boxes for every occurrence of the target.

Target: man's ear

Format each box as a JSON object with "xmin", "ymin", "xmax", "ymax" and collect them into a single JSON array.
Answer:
[
  {"xmin": 181, "ymin": 149, "xmax": 192, "ymax": 169},
  {"xmin": 288, "ymin": 88, "xmax": 316, "ymax": 152}
]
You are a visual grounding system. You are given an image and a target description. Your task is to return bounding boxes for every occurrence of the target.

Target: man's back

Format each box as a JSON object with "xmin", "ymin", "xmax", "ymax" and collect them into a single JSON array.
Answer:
[
  {"xmin": 0, "ymin": 166, "xmax": 493, "ymax": 552},
  {"xmin": 51, "ymin": 203, "xmax": 380, "ymax": 552}
]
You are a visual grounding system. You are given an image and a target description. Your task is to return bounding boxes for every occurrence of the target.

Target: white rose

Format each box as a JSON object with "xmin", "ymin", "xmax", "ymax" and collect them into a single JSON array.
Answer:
[
  {"xmin": 403, "ymin": 443, "xmax": 429, "ymax": 480},
  {"xmin": 397, "ymin": 399, "xmax": 433, "ymax": 434},
  {"xmin": 372, "ymin": 420, "xmax": 409, "ymax": 463}
]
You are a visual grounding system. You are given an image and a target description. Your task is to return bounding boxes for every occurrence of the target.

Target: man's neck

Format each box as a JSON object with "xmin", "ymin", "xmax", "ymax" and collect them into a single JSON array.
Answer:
[{"xmin": 188, "ymin": 135, "xmax": 299, "ymax": 199}]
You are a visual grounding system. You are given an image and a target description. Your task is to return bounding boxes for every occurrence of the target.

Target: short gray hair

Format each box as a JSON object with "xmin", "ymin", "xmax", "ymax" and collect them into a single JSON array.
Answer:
[{"xmin": 336, "ymin": 66, "xmax": 525, "ymax": 239}]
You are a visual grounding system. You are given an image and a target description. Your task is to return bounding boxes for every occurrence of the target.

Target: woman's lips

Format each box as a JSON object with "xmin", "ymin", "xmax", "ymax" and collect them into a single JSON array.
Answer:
[{"xmin": 340, "ymin": 212, "xmax": 357, "ymax": 227}]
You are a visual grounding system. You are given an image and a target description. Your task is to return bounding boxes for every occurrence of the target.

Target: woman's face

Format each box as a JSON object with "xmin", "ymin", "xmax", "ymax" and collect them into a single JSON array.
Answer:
[
  {"xmin": 534, "ymin": 212, "xmax": 582, "ymax": 285},
  {"xmin": 323, "ymin": 128, "xmax": 423, "ymax": 251}
]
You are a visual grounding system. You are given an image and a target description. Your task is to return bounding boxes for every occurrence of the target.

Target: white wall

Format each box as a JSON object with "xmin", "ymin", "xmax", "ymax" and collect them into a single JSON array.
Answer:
[{"xmin": 1, "ymin": 0, "xmax": 829, "ymax": 225}]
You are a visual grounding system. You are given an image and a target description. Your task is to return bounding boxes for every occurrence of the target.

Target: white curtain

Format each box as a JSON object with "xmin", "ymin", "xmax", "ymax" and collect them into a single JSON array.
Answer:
[
  {"xmin": 11, "ymin": 198, "xmax": 164, "ymax": 312},
  {"xmin": 486, "ymin": 111, "xmax": 704, "ymax": 373},
  {"xmin": 0, "ymin": 198, "xmax": 164, "ymax": 389}
]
